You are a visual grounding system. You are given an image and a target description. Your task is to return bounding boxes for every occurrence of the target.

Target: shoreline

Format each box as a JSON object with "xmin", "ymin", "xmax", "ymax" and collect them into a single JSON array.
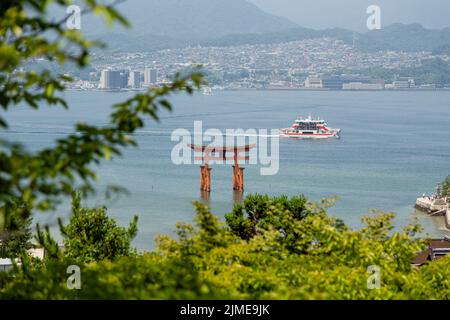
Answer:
[{"xmin": 66, "ymin": 87, "xmax": 450, "ymax": 93}]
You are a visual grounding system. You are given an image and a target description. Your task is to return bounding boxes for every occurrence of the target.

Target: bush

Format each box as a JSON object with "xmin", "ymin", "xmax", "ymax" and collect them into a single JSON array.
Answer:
[
  {"xmin": 4, "ymin": 194, "xmax": 446, "ymax": 300},
  {"xmin": 60, "ymin": 193, "xmax": 138, "ymax": 263}
]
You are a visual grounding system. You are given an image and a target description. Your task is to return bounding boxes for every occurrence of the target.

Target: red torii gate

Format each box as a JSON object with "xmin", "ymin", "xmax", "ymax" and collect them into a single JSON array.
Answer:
[{"xmin": 189, "ymin": 144, "xmax": 256, "ymax": 192}]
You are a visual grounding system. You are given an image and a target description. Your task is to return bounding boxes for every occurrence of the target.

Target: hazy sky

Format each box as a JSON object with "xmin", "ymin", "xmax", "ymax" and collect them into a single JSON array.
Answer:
[{"xmin": 249, "ymin": 0, "xmax": 450, "ymax": 31}]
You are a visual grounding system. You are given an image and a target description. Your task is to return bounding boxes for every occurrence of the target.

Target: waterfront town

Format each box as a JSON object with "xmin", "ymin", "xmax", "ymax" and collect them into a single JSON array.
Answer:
[{"xmin": 54, "ymin": 38, "xmax": 450, "ymax": 91}]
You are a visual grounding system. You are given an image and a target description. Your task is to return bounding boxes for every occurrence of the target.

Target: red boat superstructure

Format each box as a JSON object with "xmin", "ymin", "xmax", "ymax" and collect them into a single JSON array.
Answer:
[{"xmin": 280, "ymin": 115, "xmax": 341, "ymax": 139}]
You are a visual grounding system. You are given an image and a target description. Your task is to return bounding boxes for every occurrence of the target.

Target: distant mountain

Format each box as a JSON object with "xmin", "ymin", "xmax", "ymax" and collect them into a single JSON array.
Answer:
[
  {"xmin": 433, "ymin": 43, "xmax": 450, "ymax": 55},
  {"xmin": 200, "ymin": 27, "xmax": 353, "ymax": 47},
  {"xmin": 200, "ymin": 23, "xmax": 450, "ymax": 53},
  {"xmin": 80, "ymin": 0, "xmax": 450, "ymax": 54},
  {"xmin": 96, "ymin": 33, "xmax": 191, "ymax": 52},
  {"xmin": 359, "ymin": 23, "xmax": 450, "ymax": 52},
  {"xmin": 86, "ymin": 0, "xmax": 297, "ymax": 41}
]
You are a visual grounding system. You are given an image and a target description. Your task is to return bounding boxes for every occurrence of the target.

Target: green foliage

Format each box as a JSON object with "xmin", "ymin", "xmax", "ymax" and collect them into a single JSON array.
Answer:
[
  {"xmin": 225, "ymin": 194, "xmax": 311, "ymax": 240},
  {"xmin": 406, "ymin": 256, "xmax": 450, "ymax": 299},
  {"xmin": 0, "ymin": 254, "xmax": 228, "ymax": 300},
  {"xmin": 0, "ymin": 1, "xmax": 204, "ymax": 251},
  {"xmin": 0, "ymin": 201, "xmax": 32, "ymax": 258},
  {"xmin": 442, "ymin": 174, "xmax": 450, "ymax": 197},
  {"xmin": 344, "ymin": 58, "xmax": 450, "ymax": 86},
  {"xmin": 225, "ymin": 194, "xmax": 345, "ymax": 254},
  {"xmin": 405, "ymin": 58, "xmax": 450, "ymax": 86},
  {"xmin": 59, "ymin": 193, "xmax": 138, "ymax": 263},
  {"xmin": 2, "ymin": 194, "xmax": 443, "ymax": 300}
]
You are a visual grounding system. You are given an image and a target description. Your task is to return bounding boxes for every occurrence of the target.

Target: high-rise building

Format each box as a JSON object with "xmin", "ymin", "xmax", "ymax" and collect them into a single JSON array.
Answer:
[
  {"xmin": 143, "ymin": 69, "xmax": 150, "ymax": 85},
  {"xmin": 150, "ymin": 69, "xmax": 157, "ymax": 84},
  {"xmin": 144, "ymin": 68, "xmax": 158, "ymax": 85},
  {"xmin": 129, "ymin": 71, "xmax": 141, "ymax": 88},
  {"xmin": 119, "ymin": 70, "xmax": 129, "ymax": 88},
  {"xmin": 100, "ymin": 70, "xmax": 110, "ymax": 89},
  {"xmin": 100, "ymin": 70, "xmax": 128, "ymax": 89}
]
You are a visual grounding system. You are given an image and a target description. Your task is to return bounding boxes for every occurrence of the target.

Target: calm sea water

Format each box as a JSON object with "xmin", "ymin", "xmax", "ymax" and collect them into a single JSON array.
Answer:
[{"xmin": 2, "ymin": 90, "xmax": 450, "ymax": 249}]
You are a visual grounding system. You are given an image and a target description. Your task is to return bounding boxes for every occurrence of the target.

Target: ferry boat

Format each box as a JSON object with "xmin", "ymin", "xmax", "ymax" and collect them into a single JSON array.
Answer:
[{"xmin": 280, "ymin": 115, "xmax": 341, "ymax": 139}]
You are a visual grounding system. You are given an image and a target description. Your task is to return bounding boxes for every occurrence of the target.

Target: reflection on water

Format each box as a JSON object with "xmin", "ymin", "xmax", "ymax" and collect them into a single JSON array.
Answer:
[
  {"xmin": 200, "ymin": 190, "xmax": 211, "ymax": 204},
  {"xmin": 232, "ymin": 191, "xmax": 244, "ymax": 205}
]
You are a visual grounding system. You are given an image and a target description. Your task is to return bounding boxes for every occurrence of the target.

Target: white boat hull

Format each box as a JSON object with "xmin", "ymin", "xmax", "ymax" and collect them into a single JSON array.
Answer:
[
  {"xmin": 280, "ymin": 116, "xmax": 341, "ymax": 139},
  {"xmin": 279, "ymin": 129, "xmax": 341, "ymax": 139}
]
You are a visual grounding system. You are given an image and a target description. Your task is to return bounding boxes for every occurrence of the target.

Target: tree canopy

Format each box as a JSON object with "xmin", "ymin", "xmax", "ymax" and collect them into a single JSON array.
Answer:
[
  {"xmin": 442, "ymin": 174, "xmax": 450, "ymax": 197},
  {"xmin": 0, "ymin": 0, "xmax": 203, "ymax": 256},
  {"xmin": 2, "ymin": 194, "xmax": 450, "ymax": 300},
  {"xmin": 58, "ymin": 193, "xmax": 138, "ymax": 263}
]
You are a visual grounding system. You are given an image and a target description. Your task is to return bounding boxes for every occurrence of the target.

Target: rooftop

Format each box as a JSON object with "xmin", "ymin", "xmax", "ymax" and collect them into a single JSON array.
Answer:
[{"xmin": 412, "ymin": 238, "xmax": 450, "ymax": 266}]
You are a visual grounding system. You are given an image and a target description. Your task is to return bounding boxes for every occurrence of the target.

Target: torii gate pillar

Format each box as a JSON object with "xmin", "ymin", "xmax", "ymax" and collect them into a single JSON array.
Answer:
[
  {"xmin": 200, "ymin": 164, "xmax": 212, "ymax": 192},
  {"xmin": 232, "ymin": 165, "xmax": 245, "ymax": 192},
  {"xmin": 189, "ymin": 144, "xmax": 255, "ymax": 193}
]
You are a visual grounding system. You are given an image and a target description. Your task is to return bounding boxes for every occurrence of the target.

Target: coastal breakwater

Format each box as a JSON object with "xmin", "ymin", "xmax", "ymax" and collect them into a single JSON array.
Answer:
[{"xmin": 415, "ymin": 196, "xmax": 450, "ymax": 231}]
